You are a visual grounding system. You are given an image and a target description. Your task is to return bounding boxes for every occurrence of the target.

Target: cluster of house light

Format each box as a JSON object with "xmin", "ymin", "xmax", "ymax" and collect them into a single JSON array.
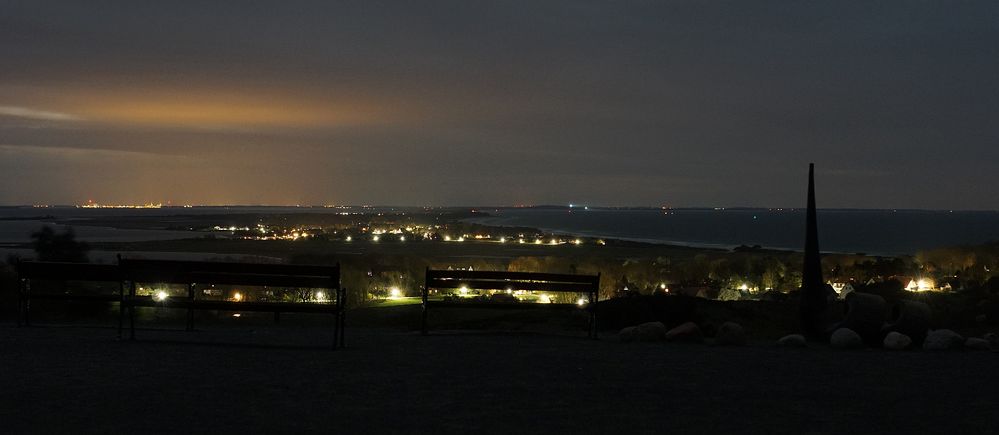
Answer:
[
  {"xmin": 79, "ymin": 202, "xmax": 163, "ymax": 209},
  {"xmin": 215, "ymin": 222, "xmax": 603, "ymax": 246}
]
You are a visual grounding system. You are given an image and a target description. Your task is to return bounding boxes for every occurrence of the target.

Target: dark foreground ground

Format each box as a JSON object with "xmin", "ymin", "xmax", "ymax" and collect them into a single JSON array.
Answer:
[{"xmin": 2, "ymin": 320, "xmax": 997, "ymax": 435}]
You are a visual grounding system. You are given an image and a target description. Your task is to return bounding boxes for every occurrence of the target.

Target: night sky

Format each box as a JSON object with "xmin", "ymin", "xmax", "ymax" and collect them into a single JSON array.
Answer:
[{"xmin": 2, "ymin": 1, "xmax": 997, "ymax": 208}]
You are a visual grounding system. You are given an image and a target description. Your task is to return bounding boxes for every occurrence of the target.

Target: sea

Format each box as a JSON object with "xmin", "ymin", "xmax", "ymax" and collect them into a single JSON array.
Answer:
[
  {"xmin": 1, "ymin": 206, "xmax": 998, "ymax": 256},
  {"xmin": 466, "ymin": 208, "xmax": 999, "ymax": 255}
]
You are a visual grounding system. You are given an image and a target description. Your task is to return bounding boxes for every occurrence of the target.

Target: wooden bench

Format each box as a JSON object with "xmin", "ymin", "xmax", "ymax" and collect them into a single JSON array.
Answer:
[
  {"xmin": 16, "ymin": 261, "xmax": 125, "ymax": 332},
  {"xmin": 119, "ymin": 258, "xmax": 345, "ymax": 349},
  {"xmin": 422, "ymin": 269, "xmax": 600, "ymax": 338}
]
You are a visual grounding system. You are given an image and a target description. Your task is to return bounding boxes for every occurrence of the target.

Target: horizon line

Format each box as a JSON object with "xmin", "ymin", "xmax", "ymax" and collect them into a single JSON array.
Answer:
[{"xmin": 3, "ymin": 204, "xmax": 997, "ymax": 213}]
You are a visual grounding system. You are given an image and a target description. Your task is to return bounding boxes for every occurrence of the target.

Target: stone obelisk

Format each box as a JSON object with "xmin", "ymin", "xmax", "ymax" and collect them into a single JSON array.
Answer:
[{"xmin": 800, "ymin": 163, "xmax": 826, "ymax": 338}]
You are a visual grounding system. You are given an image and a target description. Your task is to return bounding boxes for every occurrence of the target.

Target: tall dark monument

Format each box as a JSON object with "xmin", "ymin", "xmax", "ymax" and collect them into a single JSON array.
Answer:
[{"xmin": 800, "ymin": 163, "xmax": 826, "ymax": 337}]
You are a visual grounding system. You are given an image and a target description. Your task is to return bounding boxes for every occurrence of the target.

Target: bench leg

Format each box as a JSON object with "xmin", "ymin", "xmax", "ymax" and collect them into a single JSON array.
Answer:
[
  {"xmin": 186, "ymin": 283, "xmax": 195, "ymax": 332},
  {"xmin": 129, "ymin": 304, "xmax": 136, "ymax": 340},
  {"xmin": 24, "ymin": 292, "xmax": 31, "ymax": 327},
  {"xmin": 117, "ymin": 281, "xmax": 126, "ymax": 340},
  {"xmin": 340, "ymin": 288, "xmax": 346, "ymax": 348},
  {"xmin": 339, "ymin": 309, "xmax": 346, "ymax": 348},
  {"xmin": 421, "ymin": 288, "xmax": 429, "ymax": 336},
  {"xmin": 117, "ymin": 298, "xmax": 125, "ymax": 340},
  {"xmin": 16, "ymin": 280, "xmax": 25, "ymax": 327},
  {"xmin": 129, "ymin": 282, "xmax": 137, "ymax": 340}
]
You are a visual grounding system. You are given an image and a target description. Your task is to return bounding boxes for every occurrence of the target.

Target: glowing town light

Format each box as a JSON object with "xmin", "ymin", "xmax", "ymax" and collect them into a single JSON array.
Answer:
[
  {"xmin": 232, "ymin": 292, "xmax": 243, "ymax": 302},
  {"xmin": 574, "ymin": 239, "xmax": 582, "ymax": 245},
  {"xmin": 535, "ymin": 239, "xmax": 543, "ymax": 245},
  {"xmin": 537, "ymin": 294, "xmax": 552, "ymax": 304},
  {"xmin": 457, "ymin": 237, "xmax": 465, "ymax": 242},
  {"xmin": 518, "ymin": 239, "xmax": 525, "ymax": 244},
  {"xmin": 499, "ymin": 237, "xmax": 506, "ymax": 243},
  {"xmin": 549, "ymin": 239, "xmax": 558, "ymax": 245},
  {"xmin": 345, "ymin": 236, "xmax": 352, "ymax": 242},
  {"xmin": 577, "ymin": 298, "xmax": 587, "ymax": 306},
  {"xmin": 232, "ymin": 313, "xmax": 241, "ymax": 318},
  {"xmin": 444, "ymin": 235, "xmax": 452, "ymax": 241},
  {"xmin": 660, "ymin": 283, "xmax": 667, "ymax": 290},
  {"xmin": 155, "ymin": 291, "xmax": 168, "ymax": 301},
  {"xmin": 399, "ymin": 236, "xmax": 406, "ymax": 242},
  {"xmin": 372, "ymin": 235, "xmax": 380, "ymax": 242},
  {"xmin": 390, "ymin": 287, "xmax": 402, "ymax": 298},
  {"xmin": 315, "ymin": 291, "xmax": 325, "ymax": 301},
  {"xmin": 459, "ymin": 286, "xmax": 469, "ymax": 295},
  {"xmin": 907, "ymin": 279, "xmax": 935, "ymax": 292},
  {"xmin": 506, "ymin": 287, "xmax": 513, "ymax": 294}
]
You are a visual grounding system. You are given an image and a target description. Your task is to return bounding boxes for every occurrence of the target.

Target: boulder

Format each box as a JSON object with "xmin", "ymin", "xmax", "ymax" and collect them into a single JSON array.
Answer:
[
  {"xmin": 965, "ymin": 337, "xmax": 990, "ymax": 350},
  {"xmin": 618, "ymin": 321, "xmax": 667, "ymax": 343},
  {"xmin": 619, "ymin": 326, "xmax": 639, "ymax": 342},
  {"xmin": 883, "ymin": 300, "xmax": 931, "ymax": 345},
  {"xmin": 882, "ymin": 331, "xmax": 912, "ymax": 350},
  {"xmin": 777, "ymin": 334, "xmax": 807, "ymax": 348},
  {"xmin": 986, "ymin": 332, "xmax": 999, "ymax": 351},
  {"xmin": 832, "ymin": 292, "xmax": 887, "ymax": 346},
  {"xmin": 830, "ymin": 328, "xmax": 863, "ymax": 349},
  {"xmin": 665, "ymin": 321, "xmax": 703, "ymax": 343},
  {"xmin": 715, "ymin": 322, "xmax": 747, "ymax": 346},
  {"xmin": 923, "ymin": 329, "xmax": 964, "ymax": 351}
]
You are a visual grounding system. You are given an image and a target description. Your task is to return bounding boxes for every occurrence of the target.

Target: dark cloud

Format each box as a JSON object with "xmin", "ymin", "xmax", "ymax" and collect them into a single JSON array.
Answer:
[{"xmin": 1, "ymin": 1, "xmax": 997, "ymax": 207}]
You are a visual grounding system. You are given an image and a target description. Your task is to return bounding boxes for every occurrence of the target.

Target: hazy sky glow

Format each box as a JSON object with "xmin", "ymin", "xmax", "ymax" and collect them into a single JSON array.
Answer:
[{"xmin": 2, "ymin": 1, "xmax": 997, "ymax": 208}]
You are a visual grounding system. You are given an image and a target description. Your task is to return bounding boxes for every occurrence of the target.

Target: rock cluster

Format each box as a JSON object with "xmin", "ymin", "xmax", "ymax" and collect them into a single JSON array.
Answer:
[
  {"xmin": 923, "ymin": 329, "xmax": 964, "ymax": 350},
  {"xmin": 777, "ymin": 334, "xmax": 807, "ymax": 348},
  {"xmin": 830, "ymin": 328, "xmax": 863, "ymax": 349},
  {"xmin": 714, "ymin": 322, "xmax": 746, "ymax": 346},
  {"xmin": 964, "ymin": 337, "xmax": 990, "ymax": 350},
  {"xmin": 883, "ymin": 331, "xmax": 912, "ymax": 350},
  {"xmin": 618, "ymin": 321, "xmax": 667, "ymax": 343},
  {"xmin": 665, "ymin": 322, "xmax": 703, "ymax": 343}
]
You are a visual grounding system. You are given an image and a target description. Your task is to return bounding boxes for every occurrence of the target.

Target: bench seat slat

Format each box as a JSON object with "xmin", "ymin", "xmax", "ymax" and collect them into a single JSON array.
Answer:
[
  {"xmin": 186, "ymin": 272, "xmax": 335, "ymax": 288},
  {"xmin": 426, "ymin": 301, "xmax": 586, "ymax": 310},
  {"xmin": 26, "ymin": 294, "xmax": 120, "ymax": 302},
  {"xmin": 120, "ymin": 259, "xmax": 339, "ymax": 287},
  {"xmin": 126, "ymin": 296, "xmax": 339, "ymax": 313},
  {"xmin": 427, "ymin": 279, "xmax": 595, "ymax": 292},
  {"xmin": 426, "ymin": 269, "xmax": 597, "ymax": 284}
]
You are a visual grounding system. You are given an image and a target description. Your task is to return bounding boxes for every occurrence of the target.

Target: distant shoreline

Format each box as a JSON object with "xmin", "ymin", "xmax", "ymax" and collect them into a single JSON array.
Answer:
[{"xmin": 2, "ymin": 204, "xmax": 998, "ymax": 212}]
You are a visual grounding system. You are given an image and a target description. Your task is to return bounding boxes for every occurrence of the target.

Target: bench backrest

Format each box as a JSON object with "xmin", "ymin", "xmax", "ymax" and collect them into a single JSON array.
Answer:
[
  {"xmin": 17, "ymin": 261, "xmax": 120, "ymax": 282},
  {"xmin": 425, "ymin": 269, "xmax": 599, "ymax": 293},
  {"xmin": 119, "ymin": 258, "xmax": 340, "ymax": 289}
]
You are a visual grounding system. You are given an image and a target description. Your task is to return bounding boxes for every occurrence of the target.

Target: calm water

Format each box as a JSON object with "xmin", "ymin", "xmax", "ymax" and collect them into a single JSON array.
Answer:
[
  {"xmin": 0, "ymin": 206, "xmax": 411, "ymax": 243},
  {"xmin": 2, "ymin": 206, "xmax": 998, "ymax": 255},
  {"xmin": 467, "ymin": 208, "xmax": 999, "ymax": 255}
]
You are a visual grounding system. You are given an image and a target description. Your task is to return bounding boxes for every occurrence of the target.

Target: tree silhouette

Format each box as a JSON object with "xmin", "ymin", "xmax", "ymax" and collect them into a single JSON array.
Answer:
[{"xmin": 30, "ymin": 226, "xmax": 90, "ymax": 263}]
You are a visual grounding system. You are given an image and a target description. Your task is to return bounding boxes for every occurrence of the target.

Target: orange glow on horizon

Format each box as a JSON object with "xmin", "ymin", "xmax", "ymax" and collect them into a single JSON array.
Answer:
[
  {"xmin": 22, "ymin": 87, "xmax": 396, "ymax": 128},
  {"xmin": 83, "ymin": 99, "xmax": 377, "ymax": 127}
]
